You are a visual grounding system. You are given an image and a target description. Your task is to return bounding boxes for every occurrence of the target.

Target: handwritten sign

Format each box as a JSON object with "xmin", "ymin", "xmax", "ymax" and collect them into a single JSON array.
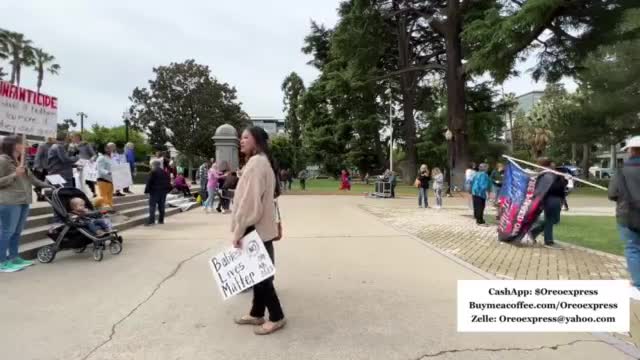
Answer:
[
  {"xmin": 112, "ymin": 163, "xmax": 132, "ymax": 190},
  {"xmin": 0, "ymin": 81, "xmax": 57, "ymax": 138},
  {"xmin": 209, "ymin": 231, "xmax": 276, "ymax": 300}
]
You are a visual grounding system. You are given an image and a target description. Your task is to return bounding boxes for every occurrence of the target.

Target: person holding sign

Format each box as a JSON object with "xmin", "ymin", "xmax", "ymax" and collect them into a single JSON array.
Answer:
[
  {"xmin": 231, "ymin": 126, "xmax": 286, "ymax": 335},
  {"xmin": 0, "ymin": 135, "xmax": 52, "ymax": 272}
]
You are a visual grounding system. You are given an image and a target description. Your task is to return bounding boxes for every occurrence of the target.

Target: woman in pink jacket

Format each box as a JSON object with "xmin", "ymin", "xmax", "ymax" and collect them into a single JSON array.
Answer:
[
  {"xmin": 232, "ymin": 126, "xmax": 285, "ymax": 335},
  {"xmin": 202, "ymin": 163, "xmax": 220, "ymax": 213}
]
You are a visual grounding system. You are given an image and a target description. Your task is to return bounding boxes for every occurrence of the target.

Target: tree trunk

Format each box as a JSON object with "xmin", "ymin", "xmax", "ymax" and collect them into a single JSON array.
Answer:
[
  {"xmin": 395, "ymin": 10, "xmax": 418, "ymax": 184},
  {"xmin": 444, "ymin": 1, "xmax": 468, "ymax": 189},
  {"xmin": 581, "ymin": 144, "xmax": 590, "ymax": 179},
  {"xmin": 508, "ymin": 112, "xmax": 514, "ymax": 153},
  {"xmin": 37, "ymin": 70, "xmax": 43, "ymax": 93},
  {"xmin": 15, "ymin": 64, "xmax": 21, "ymax": 87}
]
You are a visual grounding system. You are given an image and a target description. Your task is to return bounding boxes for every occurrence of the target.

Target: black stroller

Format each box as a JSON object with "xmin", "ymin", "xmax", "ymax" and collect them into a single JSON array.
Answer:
[{"xmin": 37, "ymin": 187, "xmax": 123, "ymax": 263}]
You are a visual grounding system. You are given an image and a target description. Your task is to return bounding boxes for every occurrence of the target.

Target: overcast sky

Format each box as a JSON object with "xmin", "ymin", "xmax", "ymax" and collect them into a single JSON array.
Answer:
[{"xmin": 5, "ymin": 0, "xmax": 567, "ymax": 128}]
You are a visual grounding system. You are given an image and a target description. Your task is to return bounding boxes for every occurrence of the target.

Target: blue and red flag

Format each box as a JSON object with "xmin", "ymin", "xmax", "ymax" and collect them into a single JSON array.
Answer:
[{"xmin": 497, "ymin": 161, "xmax": 552, "ymax": 242}]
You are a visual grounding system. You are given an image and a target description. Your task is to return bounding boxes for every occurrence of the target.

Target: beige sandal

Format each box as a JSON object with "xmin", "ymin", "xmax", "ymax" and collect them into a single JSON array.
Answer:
[
  {"xmin": 234, "ymin": 315, "xmax": 265, "ymax": 326},
  {"xmin": 254, "ymin": 319, "xmax": 287, "ymax": 335}
]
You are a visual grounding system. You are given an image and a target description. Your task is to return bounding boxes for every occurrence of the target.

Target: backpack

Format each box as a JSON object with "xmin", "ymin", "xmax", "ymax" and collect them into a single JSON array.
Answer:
[{"xmin": 618, "ymin": 169, "xmax": 640, "ymax": 232}]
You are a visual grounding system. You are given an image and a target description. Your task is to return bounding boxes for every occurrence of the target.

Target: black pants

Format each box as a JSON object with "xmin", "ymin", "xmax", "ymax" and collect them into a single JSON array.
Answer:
[
  {"xmin": 391, "ymin": 184, "xmax": 396, "ymax": 198},
  {"xmin": 148, "ymin": 192, "xmax": 167, "ymax": 224},
  {"xmin": 250, "ymin": 240, "xmax": 284, "ymax": 322},
  {"xmin": 86, "ymin": 180, "xmax": 96, "ymax": 196},
  {"xmin": 472, "ymin": 195, "xmax": 486, "ymax": 224},
  {"xmin": 33, "ymin": 169, "xmax": 47, "ymax": 199},
  {"xmin": 300, "ymin": 179, "xmax": 306, "ymax": 190},
  {"xmin": 531, "ymin": 196, "xmax": 562, "ymax": 245}
]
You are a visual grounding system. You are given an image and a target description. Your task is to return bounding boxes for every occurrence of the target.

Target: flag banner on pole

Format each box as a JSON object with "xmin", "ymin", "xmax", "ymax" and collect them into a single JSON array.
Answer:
[{"xmin": 497, "ymin": 161, "xmax": 553, "ymax": 242}]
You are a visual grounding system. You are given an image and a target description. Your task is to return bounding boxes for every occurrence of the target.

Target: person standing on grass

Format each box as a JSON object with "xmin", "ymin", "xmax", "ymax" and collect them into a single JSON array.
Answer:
[
  {"xmin": 287, "ymin": 168, "xmax": 293, "ymax": 191},
  {"xmin": 145, "ymin": 160, "xmax": 172, "ymax": 226},
  {"xmin": 339, "ymin": 169, "xmax": 351, "ymax": 191},
  {"xmin": 526, "ymin": 158, "xmax": 567, "ymax": 250},
  {"xmin": 231, "ymin": 126, "xmax": 286, "ymax": 335},
  {"xmin": 298, "ymin": 168, "xmax": 309, "ymax": 191},
  {"xmin": 0, "ymin": 135, "xmax": 52, "ymax": 273},
  {"xmin": 471, "ymin": 163, "xmax": 491, "ymax": 226},
  {"xmin": 432, "ymin": 167, "xmax": 444, "ymax": 209},
  {"xmin": 417, "ymin": 164, "xmax": 430, "ymax": 208},
  {"xmin": 608, "ymin": 136, "xmax": 640, "ymax": 299}
]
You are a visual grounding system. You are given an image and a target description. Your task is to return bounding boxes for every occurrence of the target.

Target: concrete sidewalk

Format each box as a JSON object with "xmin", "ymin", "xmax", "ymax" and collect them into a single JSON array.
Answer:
[{"xmin": 0, "ymin": 196, "xmax": 634, "ymax": 359}]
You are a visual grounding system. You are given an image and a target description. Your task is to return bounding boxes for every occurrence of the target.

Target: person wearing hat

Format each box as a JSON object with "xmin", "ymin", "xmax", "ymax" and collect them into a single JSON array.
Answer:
[{"xmin": 609, "ymin": 136, "xmax": 640, "ymax": 299}]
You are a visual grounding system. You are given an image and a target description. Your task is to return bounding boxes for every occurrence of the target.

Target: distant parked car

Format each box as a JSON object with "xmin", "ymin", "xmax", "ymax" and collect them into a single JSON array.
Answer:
[{"xmin": 556, "ymin": 165, "xmax": 582, "ymax": 177}]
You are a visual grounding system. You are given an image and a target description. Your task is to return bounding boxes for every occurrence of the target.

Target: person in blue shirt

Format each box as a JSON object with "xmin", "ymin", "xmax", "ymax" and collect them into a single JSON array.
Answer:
[
  {"xmin": 124, "ymin": 142, "xmax": 136, "ymax": 194},
  {"xmin": 471, "ymin": 163, "xmax": 492, "ymax": 226}
]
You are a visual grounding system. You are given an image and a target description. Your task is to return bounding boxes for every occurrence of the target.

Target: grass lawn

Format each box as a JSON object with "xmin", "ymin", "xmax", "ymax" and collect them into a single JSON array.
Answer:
[
  {"xmin": 489, "ymin": 215, "xmax": 622, "ymax": 256},
  {"xmin": 571, "ymin": 186, "xmax": 609, "ymax": 197},
  {"xmin": 288, "ymin": 178, "xmax": 417, "ymax": 196}
]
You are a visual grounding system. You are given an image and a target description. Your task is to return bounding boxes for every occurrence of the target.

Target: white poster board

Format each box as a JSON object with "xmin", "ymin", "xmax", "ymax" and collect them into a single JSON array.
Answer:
[
  {"xmin": 82, "ymin": 161, "xmax": 98, "ymax": 182},
  {"xmin": 0, "ymin": 81, "xmax": 57, "ymax": 138},
  {"xmin": 112, "ymin": 163, "xmax": 133, "ymax": 190},
  {"xmin": 45, "ymin": 174, "xmax": 66, "ymax": 185},
  {"xmin": 209, "ymin": 231, "xmax": 276, "ymax": 300}
]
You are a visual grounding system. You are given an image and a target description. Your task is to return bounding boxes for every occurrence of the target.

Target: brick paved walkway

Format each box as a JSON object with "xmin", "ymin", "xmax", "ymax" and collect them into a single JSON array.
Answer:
[{"xmin": 360, "ymin": 204, "xmax": 629, "ymax": 281}]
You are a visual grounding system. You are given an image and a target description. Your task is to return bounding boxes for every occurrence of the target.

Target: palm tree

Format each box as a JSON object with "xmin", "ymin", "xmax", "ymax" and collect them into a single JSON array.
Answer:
[
  {"xmin": 33, "ymin": 48, "xmax": 60, "ymax": 92},
  {"xmin": 2, "ymin": 31, "xmax": 35, "ymax": 86},
  {"xmin": 0, "ymin": 29, "xmax": 8, "ymax": 81}
]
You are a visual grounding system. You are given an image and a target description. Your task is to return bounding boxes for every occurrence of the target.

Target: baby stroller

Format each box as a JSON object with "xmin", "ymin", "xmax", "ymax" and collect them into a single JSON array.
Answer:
[{"xmin": 37, "ymin": 187, "xmax": 123, "ymax": 263}]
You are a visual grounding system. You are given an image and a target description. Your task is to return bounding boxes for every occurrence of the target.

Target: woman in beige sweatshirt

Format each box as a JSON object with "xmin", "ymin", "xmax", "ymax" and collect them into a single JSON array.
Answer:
[{"xmin": 232, "ymin": 126, "xmax": 286, "ymax": 335}]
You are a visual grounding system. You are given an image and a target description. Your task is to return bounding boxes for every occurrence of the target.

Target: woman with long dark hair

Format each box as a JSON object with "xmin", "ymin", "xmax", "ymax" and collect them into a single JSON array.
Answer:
[
  {"xmin": 0, "ymin": 135, "xmax": 51, "ymax": 272},
  {"xmin": 231, "ymin": 126, "xmax": 285, "ymax": 335}
]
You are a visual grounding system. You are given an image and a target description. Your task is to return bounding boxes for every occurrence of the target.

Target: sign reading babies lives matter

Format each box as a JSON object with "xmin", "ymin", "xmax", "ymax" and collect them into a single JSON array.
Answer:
[{"xmin": 209, "ymin": 231, "xmax": 276, "ymax": 300}]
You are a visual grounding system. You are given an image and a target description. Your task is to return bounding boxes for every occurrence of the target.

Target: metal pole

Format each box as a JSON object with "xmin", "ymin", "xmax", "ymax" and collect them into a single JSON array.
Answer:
[
  {"xmin": 77, "ymin": 112, "xmax": 87, "ymax": 136},
  {"xmin": 389, "ymin": 86, "xmax": 393, "ymax": 173}
]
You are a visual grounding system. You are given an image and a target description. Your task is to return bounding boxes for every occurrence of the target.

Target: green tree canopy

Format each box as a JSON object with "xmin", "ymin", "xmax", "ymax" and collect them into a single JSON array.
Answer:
[{"xmin": 128, "ymin": 60, "xmax": 250, "ymax": 160}]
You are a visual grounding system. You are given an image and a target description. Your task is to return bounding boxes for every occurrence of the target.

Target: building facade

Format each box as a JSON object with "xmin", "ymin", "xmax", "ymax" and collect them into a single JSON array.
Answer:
[{"xmin": 250, "ymin": 117, "xmax": 286, "ymax": 136}]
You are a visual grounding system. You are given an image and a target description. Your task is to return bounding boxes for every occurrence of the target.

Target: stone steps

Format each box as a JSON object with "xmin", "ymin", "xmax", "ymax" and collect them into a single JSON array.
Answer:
[{"xmin": 19, "ymin": 191, "xmax": 199, "ymax": 260}]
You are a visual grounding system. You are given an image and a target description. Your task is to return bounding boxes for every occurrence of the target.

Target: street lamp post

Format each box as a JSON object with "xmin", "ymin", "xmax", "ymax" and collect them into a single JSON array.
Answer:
[
  {"xmin": 385, "ymin": 85, "xmax": 394, "ymax": 172},
  {"xmin": 445, "ymin": 128, "xmax": 454, "ymax": 196},
  {"xmin": 123, "ymin": 111, "xmax": 130, "ymax": 143},
  {"xmin": 77, "ymin": 112, "xmax": 88, "ymax": 136}
]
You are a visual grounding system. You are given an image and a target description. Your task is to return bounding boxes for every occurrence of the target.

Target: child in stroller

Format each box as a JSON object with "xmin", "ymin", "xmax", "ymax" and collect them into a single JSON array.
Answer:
[
  {"xmin": 36, "ymin": 187, "xmax": 123, "ymax": 263},
  {"xmin": 69, "ymin": 197, "xmax": 112, "ymax": 236}
]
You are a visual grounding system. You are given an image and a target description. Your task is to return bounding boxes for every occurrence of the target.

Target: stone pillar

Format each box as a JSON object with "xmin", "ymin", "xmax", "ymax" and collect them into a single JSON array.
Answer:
[{"xmin": 213, "ymin": 124, "xmax": 239, "ymax": 171}]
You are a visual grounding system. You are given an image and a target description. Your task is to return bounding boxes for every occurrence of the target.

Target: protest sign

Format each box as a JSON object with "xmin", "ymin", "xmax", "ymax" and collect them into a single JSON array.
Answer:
[
  {"xmin": 112, "ymin": 163, "xmax": 132, "ymax": 190},
  {"xmin": 209, "ymin": 231, "xmax": 276, "ymax": 300},
  {"xmin": 0, "ymin": 81, "xmax": 57, "ymax": 138},
  {"xmin": 81, "ymin": 161, "xmax": 98, "ymax": 182}
]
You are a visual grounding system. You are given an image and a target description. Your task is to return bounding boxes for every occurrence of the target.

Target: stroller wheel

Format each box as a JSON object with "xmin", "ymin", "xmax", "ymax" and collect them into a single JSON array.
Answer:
[
  {"xmin": 93, "ymin": 248, "xmax": 104, "ymax": 262},
  {"xmin": 37, "ymin": 245, "xmax": 56, "ymax": 263},
  {"xmin": 73, "ymin": 246, "xmax": 87, "ymax": 254},
  {"xmin": 109, "ymin": 241, "xmax": 123, "ymax": 255}
]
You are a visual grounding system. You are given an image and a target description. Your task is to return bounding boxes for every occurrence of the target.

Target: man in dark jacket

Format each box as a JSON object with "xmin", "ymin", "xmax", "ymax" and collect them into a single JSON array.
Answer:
[
  {"xmin": 48, "ymin": 135, "xmax": 78, "ymax": 187},
  {"xmin": 145, "ymin": 160, "xmax": 172, "ymax": 226},
  {"xmin": 527, "ymin": 158, "xmax": 567, "ymax": 250},
  {"xmin": 33, "ymin": 137, "xmax": 54, "ymax": 201},
  {"xmin": 609, "ymin": 136, "xmax": 640, "ymax": 298}
]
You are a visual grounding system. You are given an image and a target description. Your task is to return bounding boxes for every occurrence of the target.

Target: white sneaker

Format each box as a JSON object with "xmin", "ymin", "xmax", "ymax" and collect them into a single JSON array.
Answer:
[{"xmin": 630, "ymin": 286, "xmax": 640, "ymax": 301}]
